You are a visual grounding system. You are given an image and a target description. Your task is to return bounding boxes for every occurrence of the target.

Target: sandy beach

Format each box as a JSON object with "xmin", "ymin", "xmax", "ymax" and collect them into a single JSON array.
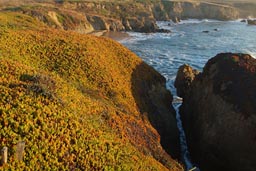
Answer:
[{"xmin": 103, "ymin": 31, "xmax": 131, "ymax": 41}]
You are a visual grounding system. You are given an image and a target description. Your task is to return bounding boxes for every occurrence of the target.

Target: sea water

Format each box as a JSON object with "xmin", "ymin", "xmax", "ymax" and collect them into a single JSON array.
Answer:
[
  {"xmin": 121, "ymin": 19, "xmax": 256, "ymax": 95},
  {"xmin": 120, "ymin": 19, "xmax": 256, "ymax": 171}
]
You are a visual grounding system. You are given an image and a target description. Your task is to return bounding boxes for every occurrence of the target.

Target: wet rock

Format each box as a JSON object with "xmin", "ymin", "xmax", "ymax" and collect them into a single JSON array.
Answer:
[
  {"xmin": 156, "ymin": 28, "xmax": 171, "ymax": 33},
  {"xmin": 142, "ymin": 18, "xmax": 159, "ymax": 33},
  {"xmin": 171, "ymin": 16, "xmax": 181, "ymax": 23},
  {"xmin": 179, "ymin": 53, "xmax": 256, "ymax": 171},
  {"xmin": 174, "ymin": 64, "xmax": 199, "ymax": 98},
  {"xmin": 247, "ymin": 19, "xmax": 256, "ymax": 25},
  {"xmin": 241, "ymin": 19, "xmax": 246, "ymax": 22},
  {"xmin": 127, "ymin": 18, "xmax": 159, "ymax": 33},
  {"xmin": 202, "ymin": 30, "xmax": 209, "ymax": 33}
]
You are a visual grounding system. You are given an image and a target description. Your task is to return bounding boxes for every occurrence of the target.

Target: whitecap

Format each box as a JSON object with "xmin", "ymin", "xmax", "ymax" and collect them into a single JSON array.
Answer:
[{"xmin": 178, "ymin": 18, "xmax": 220, "ymax": 25}]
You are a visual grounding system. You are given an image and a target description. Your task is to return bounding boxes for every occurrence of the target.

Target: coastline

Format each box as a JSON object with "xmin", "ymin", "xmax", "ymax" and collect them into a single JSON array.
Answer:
[
  {"xmin": 88, "ymin": 30, "xmax": 131, "ymax": 42},
  {"xmin": 102, "ymin": 31, "xmax": 131, "ymax": 41}
]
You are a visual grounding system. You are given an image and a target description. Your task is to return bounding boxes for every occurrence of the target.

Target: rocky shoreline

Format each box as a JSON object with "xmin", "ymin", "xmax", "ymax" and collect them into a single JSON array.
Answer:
[
  {"xmin": 3, "ymin": 0, "xmax": 256, "ymax": 34},
  {"xmin": 175, "ymin": 53, "xmax": 256, "ymax": 171}
]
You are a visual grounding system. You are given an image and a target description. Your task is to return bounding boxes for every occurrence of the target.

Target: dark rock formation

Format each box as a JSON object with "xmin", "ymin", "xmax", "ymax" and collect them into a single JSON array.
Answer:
[
  {"xmin": 247, "ymin": 19, "xmax": 256, "ymax": 25},
  {"xmin": 156, "ymin": 28, "xmax": 171, "ymax": 33},
  {"xmin": 174, "ymin": 64, "xmax": 199, "ymax": 98},
  {"xmin": 86, "ymin": 15, "xmax": 125, "ymax": 31},
  {"xmin": 128, "ymin": 17, "xmax": 159, "ymax": 33},
  {"xmin": 178, "ymin": 53, "xmax": 256, "ymax": 171},
  {"xmin": 132, "ymin": 62, "xmax": 180, "ymax": 159}
]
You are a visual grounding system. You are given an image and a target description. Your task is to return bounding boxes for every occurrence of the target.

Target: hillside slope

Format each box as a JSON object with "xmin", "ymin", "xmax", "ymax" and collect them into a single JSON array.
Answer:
[{"xmin": 0, "ymin": 12, "xmax": 182, "ymax": 170}]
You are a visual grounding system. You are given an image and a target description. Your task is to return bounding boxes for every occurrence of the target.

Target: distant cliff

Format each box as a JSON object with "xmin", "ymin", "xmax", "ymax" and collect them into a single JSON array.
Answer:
[
  {"xmin": 4, "ymin": 1, "xmax": 168, "ymax": 33},
  {"xmin": 233, "ymin": 2, "xmax": 256, "ymax": 18},
  {"xmin": 2, "ymin": 0, "xmax": 244, "ymax": 33},
  {"xmin": 163, "ymin": 1, "xmax": 239, "ymax": 22}
]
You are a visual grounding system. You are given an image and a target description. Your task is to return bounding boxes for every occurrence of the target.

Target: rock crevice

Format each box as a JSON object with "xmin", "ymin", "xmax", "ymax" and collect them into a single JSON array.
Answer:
[{"xmin": 175, "ymin": 53, "xmax": 256, "ymax": 171}]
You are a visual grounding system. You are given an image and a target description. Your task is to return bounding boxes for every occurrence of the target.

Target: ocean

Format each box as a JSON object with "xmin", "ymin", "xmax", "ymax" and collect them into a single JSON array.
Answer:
[
  {"xmin": 119, "ymin": 19, "xmax": 256, "ymax": 171},
  {"xmin": 121, "ymin": 19, "xmax": 256, "ymax": 95}
]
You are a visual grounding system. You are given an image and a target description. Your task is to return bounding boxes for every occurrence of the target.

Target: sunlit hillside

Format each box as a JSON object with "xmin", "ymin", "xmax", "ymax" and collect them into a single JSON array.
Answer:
[{"xmin": 0, "ymin": 12, "xmax": 182, "ymax": 170}]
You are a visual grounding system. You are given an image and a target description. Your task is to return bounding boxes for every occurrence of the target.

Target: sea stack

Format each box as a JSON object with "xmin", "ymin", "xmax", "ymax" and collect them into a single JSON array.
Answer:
[{"xmin": 176, "ymin": 53, "xmax": 256, "ymax": 171}]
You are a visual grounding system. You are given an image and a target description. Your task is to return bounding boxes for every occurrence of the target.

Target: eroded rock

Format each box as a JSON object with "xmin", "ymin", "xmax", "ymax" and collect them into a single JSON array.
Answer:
[
  {"xmin": 174, "ymin": 64, "xmax": 199, "ymax": 98},
  {"xmin": 247, "ymin": 19, "xmax": 256, "ymax": 25},
  {"xmin": 179, "ymin": 53, "xmax": 256, "ymax": 171}
]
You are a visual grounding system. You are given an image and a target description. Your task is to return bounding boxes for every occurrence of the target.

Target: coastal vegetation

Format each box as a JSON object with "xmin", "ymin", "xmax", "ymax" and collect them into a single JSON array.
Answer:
[
  {"xmin": 0, "ymin": 0, "xmax": 255, "ymax": 170},
  {"xmin": 0, "ymin": 12, "xmax": 182, "ymax": 170}
]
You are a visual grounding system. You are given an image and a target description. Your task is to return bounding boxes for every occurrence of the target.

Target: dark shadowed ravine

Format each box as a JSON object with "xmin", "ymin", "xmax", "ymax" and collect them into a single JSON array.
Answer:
[
  {"xmin": 173, "ymin": 102, "xmax": 200, "ymax": 171},
  {"xmin": 119, "ymin": 19, "xmax": 256, "ymax": 171}
]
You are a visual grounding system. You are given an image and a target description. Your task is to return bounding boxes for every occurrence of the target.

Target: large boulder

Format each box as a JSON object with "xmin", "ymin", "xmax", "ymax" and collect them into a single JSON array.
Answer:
[
  {"xmin": 247, "ymin": 19, "xmax": 256, "ymax": 25},
  {"xmin": 174, "ymin": 64, "xmax": 199, "ymax": 98},
  {"xmin": 178, "ymin": 53, "xmax": 256, "ymax": 171}
]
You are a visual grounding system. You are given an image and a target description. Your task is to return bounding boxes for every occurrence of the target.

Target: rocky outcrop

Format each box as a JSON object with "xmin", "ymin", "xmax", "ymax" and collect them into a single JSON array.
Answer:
[
  {"xmin": 177, "ymin": 53, "xmax": 256, "ymax": 171},
  {"xmin": 247, "ymin": 19, "xmax": 256, "ymax": 25},
  {"xmin": 174, "ymin": 64, "xmax": 199, "ymax": 98},
  {"xmin": 132, "ymin": 62, "xmax": 180, "ymax": 159},
  {"xmin": 57, "ymin": 1, "xmax": 167, "ymax": 33},
  {"xmin": 86, "ymin": 15, "xmax": 125, "ymax": 31},
  {"xmin": 4, "ymin": 0, "xmax": 246, "ymax": 33},
  {"xmin": 163, "ymin": 1, "xmax": 239, "ymax": 22},
  {"xmin": 8, "ymin": 1, "xmax": 170, "ymax": 33},
  {"xmin": 124, "ymin": 17, "xmax": 158, "ymax": 33}
]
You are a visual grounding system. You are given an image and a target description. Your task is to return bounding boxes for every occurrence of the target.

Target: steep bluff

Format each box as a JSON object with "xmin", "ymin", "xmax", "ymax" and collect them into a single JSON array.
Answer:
[
  {"xmin": 0, "ymin": 12, "xmax": 182, "ymax": 170},
  {"xmin": 5, "ymin": 1, "xmax": 168, "ymax": 33},
  {"xmin": 176, "ymin": 53, "xmax": 256, "ymax": 171},
  {"xmin": 2, "ymin": 0, "xmax": 243, "ymax": 34},
  {"xmin": 163, "ymin": 1, "xmax": 239, "ymax": 22}
]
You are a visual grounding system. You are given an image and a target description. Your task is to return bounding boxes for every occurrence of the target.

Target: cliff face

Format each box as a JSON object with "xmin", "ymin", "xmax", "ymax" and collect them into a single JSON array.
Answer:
[
  {"xmin": 4, "ymin": 1, "xmax": 169, "ymax": 33},
  {"xmin": 174, "ymin": 64, "xmax": 199, "ymax": 98},
  {"xmin": 163, "ymin": 1, "xmax": 239, "ymax": 21},
  {"xmin": 132, "ymin": 62, "xmax": 180, "ymax": 159},
  {"xmin": 233, "ymin": 2, "xmax": 256, "ymax": 18},
  {"xmin": 177, "ymin": 53, "xmax": 256, "ymax": 171}
]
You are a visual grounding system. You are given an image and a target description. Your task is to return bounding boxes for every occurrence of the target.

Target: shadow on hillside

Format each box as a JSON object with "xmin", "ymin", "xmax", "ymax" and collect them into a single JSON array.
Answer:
[{"xmin": 131, "ymin": 62, "xmax": 180, "ymax": 160}]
